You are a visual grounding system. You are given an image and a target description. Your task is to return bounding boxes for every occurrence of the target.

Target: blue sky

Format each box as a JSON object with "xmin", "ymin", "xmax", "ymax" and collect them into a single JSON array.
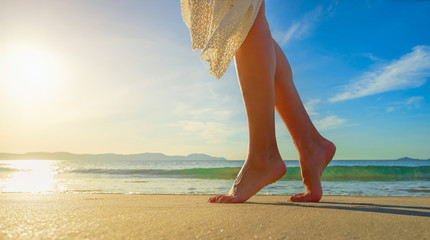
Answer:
[{"xmin": 0, "ymin": 0, "xmax": 429, "ymax": 160}]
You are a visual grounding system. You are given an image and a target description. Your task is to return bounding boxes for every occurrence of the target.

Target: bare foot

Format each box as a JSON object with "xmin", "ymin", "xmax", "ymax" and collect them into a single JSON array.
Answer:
[
  {"xmin": 290, "ymin": 138, "xmax": 336, "ymax": 202},
  {"xmin": 208, "ymin": 154, "xmax": 286, "ymax": 203}
]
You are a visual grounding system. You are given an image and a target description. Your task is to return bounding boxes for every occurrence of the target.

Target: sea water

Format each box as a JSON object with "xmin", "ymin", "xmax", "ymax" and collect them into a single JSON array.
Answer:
[{"xmin": 0, "ymin": 159, "xmax": 429, "ymax": 196}]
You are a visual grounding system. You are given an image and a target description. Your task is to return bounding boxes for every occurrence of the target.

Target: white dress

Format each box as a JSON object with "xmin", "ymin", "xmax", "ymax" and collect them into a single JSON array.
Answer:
[{"xmin": 181, "ymin": 0, "xmax": 263, "ymax": 79}]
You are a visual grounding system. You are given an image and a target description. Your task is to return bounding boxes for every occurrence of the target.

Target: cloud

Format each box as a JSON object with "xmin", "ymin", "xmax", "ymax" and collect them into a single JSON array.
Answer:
[
  {"xmin": 386, "ymin": 107, "xmax": 395, "ymax": 113},
  {"xmin": 304, "ymin": 99, "xmax": 321, "ymax": 116},
  {"xmin": 173, "ymin": 103, "xmax": 232, "ymax": 122},
  {"xmin": 273, "ymin": 2, "xmax": 338, "ymax": 46},
  {"xmin": 404, "ymin": 96, "xmax": 424, "ymax": 106},
  {"xmin": 274, "ymin": 5, "xmax": 322, "ymax": 46},
  {"xmin": 330, "ymin": 45, "xmax": 430, "ymax": 102},
  {"xmin": 303, "ymin": 99, "xmax": 346, "ymax": 131},
  {"xmin": 386, "ymin": 96, "xmax": 424, "ymax": 112},
  {"xmin": 360, "ymin": 52, "xmax": 382, "ymax": 62},
  {"xmin": 313, "ymin": 115, "xmax": 346, "ymax": 131},
  {"xmin": 172, "ymin": 120, "xmax": 232, "ymax": 144}
]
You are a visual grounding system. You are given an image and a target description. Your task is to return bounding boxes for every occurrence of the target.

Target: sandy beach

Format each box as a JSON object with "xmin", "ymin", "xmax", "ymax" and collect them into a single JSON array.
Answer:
[{"xmin": 0, "ymin": 194, "xmax": 429, "ymax": 239}]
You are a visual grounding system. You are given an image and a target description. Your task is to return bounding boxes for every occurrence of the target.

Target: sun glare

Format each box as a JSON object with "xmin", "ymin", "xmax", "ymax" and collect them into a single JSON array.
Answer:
[
  {"xmin": 0, "ymin": 44, "xmax": 63, "ymax": 106},
  {"xmin": 1, "ymin": 160, "xmax": 57, "ymax": 193}
]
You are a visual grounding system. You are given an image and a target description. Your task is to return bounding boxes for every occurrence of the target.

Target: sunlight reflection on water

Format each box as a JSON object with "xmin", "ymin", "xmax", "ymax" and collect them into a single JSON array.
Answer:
[
  {"xmin": 0, "ymin": 159, "xmax": 429, "ymax": 196},
  {"xmin": 1, "ymin": 160, "xmax": 58, "ymax": 193}
]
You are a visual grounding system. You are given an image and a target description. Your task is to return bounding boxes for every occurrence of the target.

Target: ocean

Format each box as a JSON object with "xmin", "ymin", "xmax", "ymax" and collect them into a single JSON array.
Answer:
[{"xmin": 0, "ymin": 159, "xmax": 429, "ymax": 196}]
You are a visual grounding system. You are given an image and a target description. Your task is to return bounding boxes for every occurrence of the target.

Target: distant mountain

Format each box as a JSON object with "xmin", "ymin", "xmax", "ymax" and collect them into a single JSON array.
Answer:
[
  {"xmin": 0, "ymin": 152, "xmax": 227, "ymax": 161},
  {"xmin": 396, "ymin": 157, "xmax": 430, "ymax": 161}
]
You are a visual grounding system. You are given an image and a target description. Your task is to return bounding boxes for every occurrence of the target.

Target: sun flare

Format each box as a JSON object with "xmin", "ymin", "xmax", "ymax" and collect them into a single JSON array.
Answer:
[
  {"xmin": 0, "ymin": 44, "xmax": 63, "ymax": 106},
  {"xmin": 0, "ymin": 160, "xmax": 58, "ymax": 193}
]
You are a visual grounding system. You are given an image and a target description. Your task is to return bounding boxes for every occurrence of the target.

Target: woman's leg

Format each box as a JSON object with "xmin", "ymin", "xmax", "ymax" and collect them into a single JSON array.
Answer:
[
  {"xmin": 208, "ymin": 2, "xmax": 286, "ymax": 203},
  {"xmin": 273, "ymin": 40, "xmax": 336, "ymax": 202}
]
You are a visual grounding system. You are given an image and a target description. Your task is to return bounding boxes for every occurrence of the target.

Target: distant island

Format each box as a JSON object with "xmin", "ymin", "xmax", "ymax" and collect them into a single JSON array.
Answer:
[
  {"xmin": 396, "ymin": 157, "xmax": 430, "ymax": 161},
  {"xmin": 0, "ymin": 152, "xmax": 227, "ymax": 161}
]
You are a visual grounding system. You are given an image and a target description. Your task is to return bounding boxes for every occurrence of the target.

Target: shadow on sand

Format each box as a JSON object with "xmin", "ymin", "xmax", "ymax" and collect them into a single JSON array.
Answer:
[{"xmin": 246, "ymin": 200, "xmax": 430, "ymax": 217}]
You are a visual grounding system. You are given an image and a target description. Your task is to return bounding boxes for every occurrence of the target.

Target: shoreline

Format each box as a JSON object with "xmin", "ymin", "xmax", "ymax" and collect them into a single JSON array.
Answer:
[
  {"xmin": 1, "ymin": 194, "xmax": 429, "ymax": 239},
  {"xmin": 2, "ymin": 192, "xmax": 430, "ymax": 197}
]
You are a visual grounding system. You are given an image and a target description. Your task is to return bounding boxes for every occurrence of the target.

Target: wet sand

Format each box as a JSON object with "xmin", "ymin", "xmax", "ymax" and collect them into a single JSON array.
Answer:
[{"xmin": 0, "ymin": 194, "xmax": 429, "ymax": 239}]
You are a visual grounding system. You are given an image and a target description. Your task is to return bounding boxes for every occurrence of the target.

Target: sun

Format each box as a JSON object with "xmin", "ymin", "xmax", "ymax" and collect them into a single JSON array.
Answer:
[{"xmin": 0, "ymin": 44, "xmax": 63, "ymax": 106}]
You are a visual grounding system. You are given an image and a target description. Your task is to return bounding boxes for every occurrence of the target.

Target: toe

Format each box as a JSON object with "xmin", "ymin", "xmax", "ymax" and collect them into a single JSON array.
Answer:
[
  {"xmin": 215, "ymin": 195, "xmax": 224, "ymax": 202},
  {"xmin": 218, "ymin": 195, "xmax": 228, "ymax": 203},
  {"xmin": 290, "ymin": 192, "xmax": 321, "ymax": 202},
  {"xmin": 209, "ymin": 195, "xmax": 246, "ymax": 204},
  {"xmin": 209, "ymin": 195, "xmax": 224, "ymax": 203},
  {"xmin": 290, "ymin": 193, "xmax": 304, "ymax": 202}
]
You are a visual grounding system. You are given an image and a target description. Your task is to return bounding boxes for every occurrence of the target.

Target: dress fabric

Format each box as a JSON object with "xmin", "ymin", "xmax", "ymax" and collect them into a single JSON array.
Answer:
[{"xmin": 181, "ymin": 0, "xmax": 263, "ymax": 79}]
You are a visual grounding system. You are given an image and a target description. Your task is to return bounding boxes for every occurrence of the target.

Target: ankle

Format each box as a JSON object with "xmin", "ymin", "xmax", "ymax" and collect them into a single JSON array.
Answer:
[
  {"xmin": 295, "ymin": 134, "xmax": 328, "ymax": 155},
  {"xmin": 246, "ymin": 150, "xmax": 282, "ymax": 166}
]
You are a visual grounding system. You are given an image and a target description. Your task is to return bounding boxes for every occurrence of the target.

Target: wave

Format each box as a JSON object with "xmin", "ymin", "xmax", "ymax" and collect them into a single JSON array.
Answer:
[
  {"xmin": 70, "ymin": 166, "xmax": 430, "ymax": 181},
  {"xmin": 0, "ymin": 167, "xmax": 20, "ymax": 173}
]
